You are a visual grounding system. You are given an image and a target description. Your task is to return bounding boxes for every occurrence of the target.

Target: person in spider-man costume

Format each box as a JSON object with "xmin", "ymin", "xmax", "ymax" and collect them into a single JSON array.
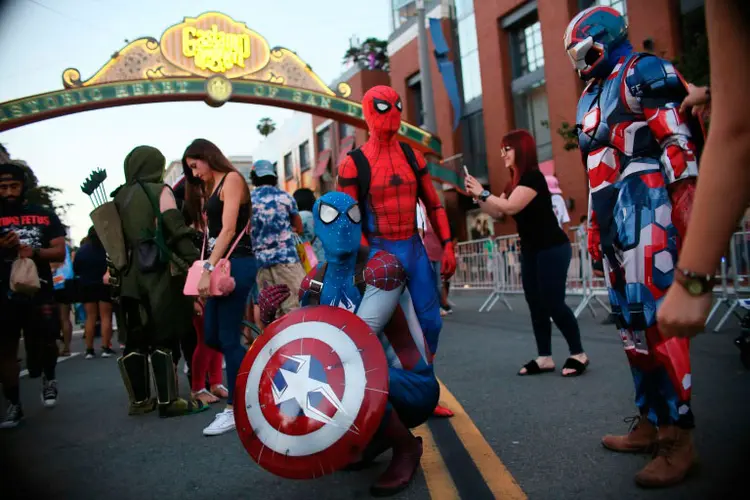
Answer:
[
  {"xmin": 258, "ymin": 192, "xmax": 439, "ymax": 496},
  {"xmin": 337, "ymin": 85, "xmax": 456, "ymax": 358},
  {"xmin": 564, "ymin": 6, "xmax": 703, "ymax": 488}
]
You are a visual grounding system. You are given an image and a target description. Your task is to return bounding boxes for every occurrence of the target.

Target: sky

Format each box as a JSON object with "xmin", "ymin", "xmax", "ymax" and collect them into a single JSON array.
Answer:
[{"xmin": 0, "ymin": 0, "xmax": 391, "ymax": 243}]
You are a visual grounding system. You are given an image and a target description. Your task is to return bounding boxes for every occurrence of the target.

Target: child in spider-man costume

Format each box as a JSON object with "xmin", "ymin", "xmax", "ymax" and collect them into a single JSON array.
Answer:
[
  {"xmin": 337, "ymin": 85, "xmax": 456, "ymax": 357},
  {"xmin": 258, "ymin": 192, "xmax": 439, "ymax": 496},
  {"xmin": 564, "ymin": 6, "xmax": 703, "ymax": 488}
]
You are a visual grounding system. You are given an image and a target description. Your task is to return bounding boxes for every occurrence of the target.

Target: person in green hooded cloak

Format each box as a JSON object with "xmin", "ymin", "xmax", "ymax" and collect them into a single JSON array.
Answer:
[{"xmin": 113, "ymin": 145, "xmax": 208, "ymax": 418}]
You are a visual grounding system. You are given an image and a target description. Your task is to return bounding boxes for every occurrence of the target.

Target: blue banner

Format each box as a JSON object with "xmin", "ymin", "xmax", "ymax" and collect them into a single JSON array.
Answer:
[{"xmin": 429, "ymin": 17, "xmax": 462, "ymax": 130}]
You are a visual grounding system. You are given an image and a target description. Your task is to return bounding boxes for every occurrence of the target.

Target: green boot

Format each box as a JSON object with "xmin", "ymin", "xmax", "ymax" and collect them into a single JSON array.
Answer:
[
  {"xmin": 149, "ymin": 348, "xmax": 208, "ymax": 418},
  {"xmin": 117, "ymin": 352, "xmax": 156, "ymax": 416}
]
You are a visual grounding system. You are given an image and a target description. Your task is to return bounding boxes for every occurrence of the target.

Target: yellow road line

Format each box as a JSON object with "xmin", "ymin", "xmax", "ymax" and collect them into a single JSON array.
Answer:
[
  {"xmin": 413, "ymin": 423, "xmax": 460, "ymax": 500},
  {"xmin": 438, "ymin": 379, "xmax": 528, "ymax": 500}
]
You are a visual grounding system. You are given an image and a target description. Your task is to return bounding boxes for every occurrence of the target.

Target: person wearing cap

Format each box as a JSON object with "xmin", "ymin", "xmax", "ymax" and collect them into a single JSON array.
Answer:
[
  {"xmin": 250, "ymin": 160, "xmax": 305, "ymax": 318},
  {"xmin": 546, "ymin": 175, "xmax": 571, "ymax": 234},
  {"xmin": 0, "ymin": 161, "xmax": 66, "ymax": 428}
]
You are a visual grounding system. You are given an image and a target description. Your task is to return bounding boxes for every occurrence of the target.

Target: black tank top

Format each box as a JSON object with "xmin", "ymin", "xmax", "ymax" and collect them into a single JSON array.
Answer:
[{"xmin": 204, "ymin": 174, "xmax": 252, "ymax": 258}]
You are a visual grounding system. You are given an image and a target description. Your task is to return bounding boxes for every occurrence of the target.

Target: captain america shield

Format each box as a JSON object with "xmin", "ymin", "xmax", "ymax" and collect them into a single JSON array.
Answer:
[{"xmin": 234, "ymin": 305, "xmax": 389, "ymax": 479}]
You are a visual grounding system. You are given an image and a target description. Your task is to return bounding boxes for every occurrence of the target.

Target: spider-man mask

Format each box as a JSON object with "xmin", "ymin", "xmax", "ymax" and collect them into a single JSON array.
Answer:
[
  {"xmin": 362, "ymin": 85, "xmax": 403, "ymax": 141},
  {"xmin": 313, "ymin": 192, "xmax": 362, "ymax": 259}
]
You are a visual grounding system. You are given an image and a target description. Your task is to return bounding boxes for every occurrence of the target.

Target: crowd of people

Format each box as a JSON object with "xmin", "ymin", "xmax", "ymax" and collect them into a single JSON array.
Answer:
[{"xmin": 1, "ymin": 2, "xmax": 749, "ymax": 496}]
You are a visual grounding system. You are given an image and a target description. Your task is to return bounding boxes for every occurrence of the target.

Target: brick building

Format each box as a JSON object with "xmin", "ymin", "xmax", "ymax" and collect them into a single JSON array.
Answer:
[
  {"xmin": 385, "ymin": 0, "xmax": 706, "ymax": 240},
  {"xmin": 305, "ymin": 0, "xmax": 706, "ymax": 241}
]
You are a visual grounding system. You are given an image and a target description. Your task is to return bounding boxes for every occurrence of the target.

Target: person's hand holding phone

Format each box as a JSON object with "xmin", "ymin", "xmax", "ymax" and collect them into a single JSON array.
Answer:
[{"xmin": 0, "ymin": 230, "xmax": 19, "ymax": 249}]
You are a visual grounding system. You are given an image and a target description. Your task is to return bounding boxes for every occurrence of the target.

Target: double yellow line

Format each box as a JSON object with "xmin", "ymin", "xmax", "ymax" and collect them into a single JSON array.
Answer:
[{"xmin": 414, "ymin": 380, "xmax": 527, "ymax": 500}]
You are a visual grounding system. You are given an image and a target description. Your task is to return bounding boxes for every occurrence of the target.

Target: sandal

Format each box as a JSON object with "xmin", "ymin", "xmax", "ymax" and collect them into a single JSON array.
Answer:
[
  {"xmin": 211, "ymin": 384, "xmax": 229, "ymax": 399},
  {"xmin": 561, "ymin": 357, "xmax": 589, "ymax": 377},
  {"xmin": 193, "ymin": 388, "xmax": 219, "ymax": 405},
  {"xmin": 518, "ymin": 359, "xmax": 555, "ymax": 376}
]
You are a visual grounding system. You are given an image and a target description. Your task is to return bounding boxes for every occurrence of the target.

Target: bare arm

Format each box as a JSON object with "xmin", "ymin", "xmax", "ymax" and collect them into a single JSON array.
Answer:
[
  {"xmin": 208, "ymin": 172, "xmax": 244, "ymax": 267},
  {"xmin": 480, "ymin": 187, "xmax": 536, "ymax": 216},
  {"xmin": 290, "ymin": 213, "xmax": 304, "ymax": 235},
  {"xmin": 676, "ymin": 0, "xmax": 750, "ymax": 275},
  {"xmin": 38, "ymin": 237, "xmax": 66, "ymax": 262}
]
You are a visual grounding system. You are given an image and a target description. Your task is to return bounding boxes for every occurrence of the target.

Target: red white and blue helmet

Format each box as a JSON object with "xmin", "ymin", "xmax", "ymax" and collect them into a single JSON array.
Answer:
[{"xmin": 563, "ymin": 6, "xmax": 628, "ymax": 80}]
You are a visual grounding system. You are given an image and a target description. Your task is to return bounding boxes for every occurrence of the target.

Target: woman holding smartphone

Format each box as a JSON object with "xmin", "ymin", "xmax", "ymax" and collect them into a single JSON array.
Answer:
[{"xmin": 465, "ymin": 130, "xmax": 589, "ymax": 377}]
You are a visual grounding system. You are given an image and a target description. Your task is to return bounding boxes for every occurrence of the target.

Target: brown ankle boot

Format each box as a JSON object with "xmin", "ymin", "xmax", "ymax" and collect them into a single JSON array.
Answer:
[
  {"xmin": 370, "ymin": 412, "xmax": 424, "ymax": 497},
  {"xmin": 370, "ymin": 436, "xmax": 423, "ymax": 497},
  {"xmin": 635, "ymin": 426, "xmax": 697, "ymax": 488},
  {"xmin": 602, "ymin": 415, "xmax": 657, "ymax": 453}
]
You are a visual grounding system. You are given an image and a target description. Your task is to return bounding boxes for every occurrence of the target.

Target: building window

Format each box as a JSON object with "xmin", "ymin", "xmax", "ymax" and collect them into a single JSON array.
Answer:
[
  {"xmin": 391, "ymin": 0, "xmax": 438, "ymax": 31},
  {"xmin": 461, "ymin": 110, "xmax": 488, "ymax": 178},
  {"xmin": 407, "ymin": 73, "xmax": 425, "ymax": 127},
  {"xmin": 339, "ymin": 122, "xmax": 355, "ymax": 140},
  {"xmin": 299, "ymin": 141, "xmax": 310, "ymax": 172},
  {"xmin": 507, "ymin": 11, "xmax": 553, "ymax": 162},
  {"xmin": 317, "ymin": 127, "xmax": 332, "ymax": 152},
  {"xmin": 456, "ymin": 6, "xmax": 483, "ymax": 106},
  {"xmin": 283, "ymin": 153, "xmax": 293, "ymax": 180},
  {"xmin": 579, "ymin": 0, "xmax": 627, "ymax": 17},
  {"xmin": 511, "ymin": 20, "xmax": 544, "ymax": 76}
]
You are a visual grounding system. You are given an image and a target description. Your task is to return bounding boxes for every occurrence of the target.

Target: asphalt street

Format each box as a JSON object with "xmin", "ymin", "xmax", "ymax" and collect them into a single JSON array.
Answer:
[{"xmin": 1, "ymin": 292, "xmax": 748, "ymax": 500}]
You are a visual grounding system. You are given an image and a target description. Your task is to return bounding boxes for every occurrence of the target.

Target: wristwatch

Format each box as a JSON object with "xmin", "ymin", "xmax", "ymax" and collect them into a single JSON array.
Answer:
[
  {"xmin": 202, "ymin": 261, "xmax": 215, "ymax": 273},
  {"xmin": 478, "ymin": 190, "xmax": 491, "ymax": 202},
  {"xmin": 674, "ymin": 267, "xmax": 714, "ymax": 296}
]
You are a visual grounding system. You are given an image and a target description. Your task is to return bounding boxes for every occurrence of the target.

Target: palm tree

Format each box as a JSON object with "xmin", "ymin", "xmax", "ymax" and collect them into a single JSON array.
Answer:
[{"xmin": 257, "ymin": 117, "xmax": 276, "ymax": 138}]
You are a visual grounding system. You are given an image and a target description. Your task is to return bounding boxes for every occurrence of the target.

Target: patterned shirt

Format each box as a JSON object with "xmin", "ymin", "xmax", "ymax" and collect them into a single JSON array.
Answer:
[{"xmin": 251, "ymin": 185, "xmax": 300, "ymax": 268}]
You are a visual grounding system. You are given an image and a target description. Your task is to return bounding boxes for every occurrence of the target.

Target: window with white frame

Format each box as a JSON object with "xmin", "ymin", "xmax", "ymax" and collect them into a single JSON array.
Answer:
[
  {"xmin": 299, "ymin": 141, "xmax": 310, "ymax": 172},
  {"xmin": 317, "ymin": 127, "xmax": 332, "ymax": 152},
  {"xmin": 283, "ymin": 153, "xmax": 293, "ymax": 180}
]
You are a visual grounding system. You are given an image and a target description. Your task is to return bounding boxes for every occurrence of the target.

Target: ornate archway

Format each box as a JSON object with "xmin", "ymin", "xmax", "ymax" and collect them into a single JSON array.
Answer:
[{"xmin": 0, "ymin": 11, "xmax": 442, "ymax": 158}]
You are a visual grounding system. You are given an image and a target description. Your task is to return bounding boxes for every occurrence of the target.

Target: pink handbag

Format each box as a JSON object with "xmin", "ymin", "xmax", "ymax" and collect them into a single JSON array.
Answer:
[{"xmin": 183, "ymin": 221, "xmax": 250, "ymax": 297}]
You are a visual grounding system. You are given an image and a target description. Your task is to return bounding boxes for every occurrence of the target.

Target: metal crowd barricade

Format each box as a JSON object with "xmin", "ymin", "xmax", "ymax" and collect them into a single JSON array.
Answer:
[
  {"xmin": 479, "ymin": 235, "xmax": 522, "ymax": 312},
  {"xmin": 451, "ymin": 225, "xmax": 750, "ymax": 325},
  {"xmin": 711, "ymin": 230, "xmax": 750, "ymax": 331},
  {"xmin": 569, "ymin": 226, "xmax": 611, "ymax": 319}
]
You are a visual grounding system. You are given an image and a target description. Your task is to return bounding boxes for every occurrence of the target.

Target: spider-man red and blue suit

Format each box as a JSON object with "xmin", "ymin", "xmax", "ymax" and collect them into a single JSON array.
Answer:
[
  {"xmin": 336, "ymin": 85, "xmax": 456, "ymax": 356},
  {"xmin": 565, "ymin": 6, "xmax": 702, "ymax": 488},
  {"xmin": 258, "ymin": 191, "xmax": 438, "ymax": 496}
]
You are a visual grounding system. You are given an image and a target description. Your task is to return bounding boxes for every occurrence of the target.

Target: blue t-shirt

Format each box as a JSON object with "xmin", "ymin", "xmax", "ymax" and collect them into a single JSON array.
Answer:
[
  {"xmin": 74, "ymin": 242, "xmax": 107, "ymax": 286},
  {"xmin": 250, "ymin": 186, "xmax": 300, "ymax": 268}
]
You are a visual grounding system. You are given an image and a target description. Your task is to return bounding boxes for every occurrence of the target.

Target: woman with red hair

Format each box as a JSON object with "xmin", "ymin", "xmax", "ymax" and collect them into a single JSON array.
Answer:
[{"xmin": 465, "ymin": 130, "xmax": 589, "ymax": 377}]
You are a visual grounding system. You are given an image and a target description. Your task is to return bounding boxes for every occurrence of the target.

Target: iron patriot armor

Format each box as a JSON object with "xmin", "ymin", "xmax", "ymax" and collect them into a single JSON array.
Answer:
[{"xmin": 566, "ymin": 6, "xmax": 701, "ymax": 429}]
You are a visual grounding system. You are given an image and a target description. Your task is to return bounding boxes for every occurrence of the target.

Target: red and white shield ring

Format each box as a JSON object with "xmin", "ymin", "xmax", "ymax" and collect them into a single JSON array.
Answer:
[{"xmin": 235, "ymin": 305, "xmax": 389, "ymax": 479}]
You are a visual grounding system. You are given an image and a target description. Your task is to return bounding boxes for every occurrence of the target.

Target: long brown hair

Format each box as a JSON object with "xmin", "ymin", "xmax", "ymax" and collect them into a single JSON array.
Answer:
[
  {"xmin": 501, "ymin": 129, "xmax": 539, "ymax": 195},
  {"xmin": 181, "ymin": 139, "xmax": 250, "ymax": 229}
]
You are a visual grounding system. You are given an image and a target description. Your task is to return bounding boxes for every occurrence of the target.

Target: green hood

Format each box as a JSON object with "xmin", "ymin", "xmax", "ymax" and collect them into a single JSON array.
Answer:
[{"xmin": 124, "ymin": 145, "xmax": 165, "ymax": 184}]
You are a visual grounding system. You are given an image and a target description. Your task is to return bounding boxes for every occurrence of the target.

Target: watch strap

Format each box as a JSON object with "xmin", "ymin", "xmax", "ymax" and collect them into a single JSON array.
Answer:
[{"xmin": 674, "ymin": 267, "xmax": 714, "ymax": 295}]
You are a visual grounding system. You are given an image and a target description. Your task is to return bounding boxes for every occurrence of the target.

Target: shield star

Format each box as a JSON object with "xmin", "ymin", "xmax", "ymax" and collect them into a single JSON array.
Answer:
[{"xmin": 271, "ymin": 354, "xmax": 354, "ymax": 429}]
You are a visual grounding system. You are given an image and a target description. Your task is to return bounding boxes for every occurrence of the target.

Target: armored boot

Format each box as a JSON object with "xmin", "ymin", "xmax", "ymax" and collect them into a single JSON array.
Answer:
[
  {"xmin": 370, "ymin": 412, "xmax": 424, "ymax": 497},
  {"xmin": 117, "ymin": 352, "xmax": 156, "ymax": 415},
  {"xmin": 602, "ymin": 415, "xmax": 657, "ymax": 453},
  {"xmin": 635, "ymin": 425, "xmax": 698, "ymax": 488},
  {"xmin": 150, "ymin": 348, "xmax": 208, "ymax": 418}
]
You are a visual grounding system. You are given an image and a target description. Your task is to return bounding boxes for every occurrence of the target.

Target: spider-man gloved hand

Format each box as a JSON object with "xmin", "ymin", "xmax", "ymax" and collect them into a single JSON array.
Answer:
[
  {"xmin": 258, "ymin": 283, "xmax": 291, "ymax": 326},
  {"xmin": 441, "ymin": 241, "xmax": 456, "ymax": 279}
]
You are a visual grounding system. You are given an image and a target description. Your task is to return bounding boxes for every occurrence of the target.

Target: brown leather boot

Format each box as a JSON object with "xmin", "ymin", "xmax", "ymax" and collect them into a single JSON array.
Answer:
[
  {"xmin": 370, "ymin": 413, "xmax": 424, "ymax": 497},
  {"xmin": 602, "ymin": 415, "xmax": 657, "ymax": 453},
  {"xmin": 635, "ymin": 426, "xmax": 697, "ymax": 488}
]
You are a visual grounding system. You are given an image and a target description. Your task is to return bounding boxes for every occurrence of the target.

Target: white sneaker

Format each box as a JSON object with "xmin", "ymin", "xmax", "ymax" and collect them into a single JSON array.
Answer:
[{"xmin": 203, "ymin": 408, "xmax": 235, "ymax": 436}]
